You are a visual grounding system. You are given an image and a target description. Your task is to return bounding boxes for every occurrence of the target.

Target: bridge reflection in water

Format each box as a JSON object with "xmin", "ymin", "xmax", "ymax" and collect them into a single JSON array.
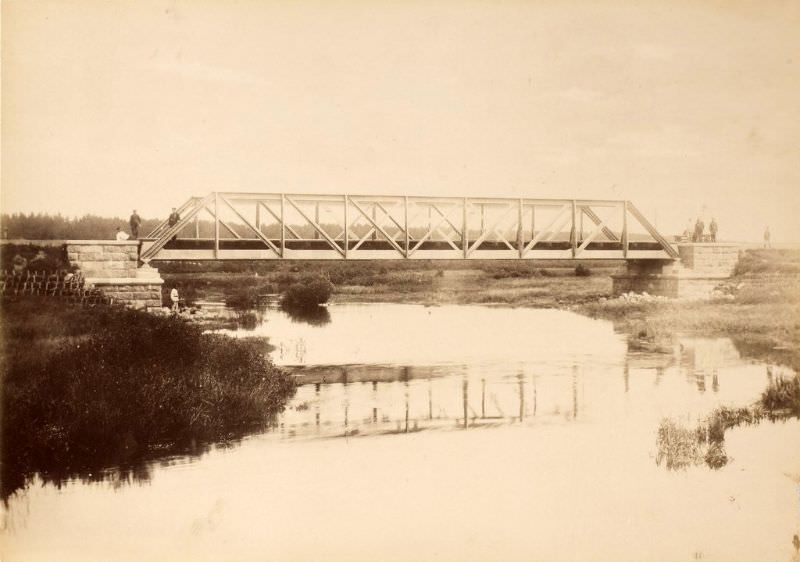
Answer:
[{"xmin": 270, "ymin": 337, "xmax": 777, "ymax": 440}]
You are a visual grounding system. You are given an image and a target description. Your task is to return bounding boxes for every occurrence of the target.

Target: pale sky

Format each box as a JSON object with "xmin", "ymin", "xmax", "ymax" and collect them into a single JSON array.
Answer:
[{"xmin": 2, "ymin": 0, "xmax": 799, "ymax": 241}]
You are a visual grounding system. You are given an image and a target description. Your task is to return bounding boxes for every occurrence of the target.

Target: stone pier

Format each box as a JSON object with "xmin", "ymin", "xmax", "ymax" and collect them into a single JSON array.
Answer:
[
  {"xmin": 612, "ymin": 243, "xmax": 741, "ymax": 299},
  {"xmin": 65, "ymin": 240, "xmax": 164, "ymax": 309}
]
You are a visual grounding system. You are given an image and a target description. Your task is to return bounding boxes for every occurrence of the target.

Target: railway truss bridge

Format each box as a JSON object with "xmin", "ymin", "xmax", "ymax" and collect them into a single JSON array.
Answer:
[{"xmin": 140, "ymin": 192, "xmax": 678, "ymax": 263}]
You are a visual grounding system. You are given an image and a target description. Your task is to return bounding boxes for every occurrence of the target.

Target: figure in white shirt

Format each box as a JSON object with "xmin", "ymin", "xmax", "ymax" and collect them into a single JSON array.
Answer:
[
  {"xmin": 170, "ymin": 287, "xmax": 179, "ymax": 313},
  {"xmin": 115, "ymin": 227, "xmax": 130, "ymax": 241}
]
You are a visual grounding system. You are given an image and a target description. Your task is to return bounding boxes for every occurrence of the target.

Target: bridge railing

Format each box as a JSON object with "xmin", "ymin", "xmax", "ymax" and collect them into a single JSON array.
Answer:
[{"xmin": 140, "ymin": 192, "xmax": 678, "ymax": 261}]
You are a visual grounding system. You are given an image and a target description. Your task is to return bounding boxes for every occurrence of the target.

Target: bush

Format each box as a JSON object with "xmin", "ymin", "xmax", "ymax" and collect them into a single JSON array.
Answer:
[
  {"xmin": 0, "ymin": 244, "xmax": 74, "ymax": 273},
  {"xmin": 575, "ymin": 264, "xmax": 592, "ymax": 277},
  {"xmin": 280, "ymin": 276, "xmax": 333, "ymax": 310},
  {"xmin": 225, "ymin": 287, "xmax": 261, "ymax": 310}
]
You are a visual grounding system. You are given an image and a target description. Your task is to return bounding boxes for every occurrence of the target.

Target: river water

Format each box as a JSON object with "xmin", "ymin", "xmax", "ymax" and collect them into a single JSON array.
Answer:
[{"xmin": 2, "ymin": 303, "xmax": 798, "ymax": 561}]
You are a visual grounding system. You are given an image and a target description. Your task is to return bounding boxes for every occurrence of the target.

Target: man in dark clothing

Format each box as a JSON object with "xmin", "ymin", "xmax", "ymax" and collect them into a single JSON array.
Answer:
[
  {"xmin": 129, "ymin": 210, "xmax": 141, "ymax": 239},
  {"xmin": 694, "ymin": 218, "xmax": 705, "ymax": 242},
  {"xmin": 709, "ymin": 218, "xmax": 718, "ymax": 242},
  {"xmin": 168, "ymin": 207, "xmax": 180, "ymax": 241},
  {"xmin": 168, "ymin": 208, "xmax": 180, "ymax": 227}
]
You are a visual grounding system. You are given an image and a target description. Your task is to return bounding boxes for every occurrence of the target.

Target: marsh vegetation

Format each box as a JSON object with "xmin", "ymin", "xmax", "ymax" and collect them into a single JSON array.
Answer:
[{"xmin": 0, "ymin": 298, "xmax": 295, "ymax": 500}]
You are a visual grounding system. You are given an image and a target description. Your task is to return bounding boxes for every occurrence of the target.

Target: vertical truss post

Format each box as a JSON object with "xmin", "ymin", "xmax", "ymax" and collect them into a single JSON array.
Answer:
[
  {"xmin": 194, "ymin": 214, "xmax": 199, "ymax": 239},
  {"xmin": 579, "ymin": 209, "xmax": 584, "ymax": 242},
  {"xmin": 462, "ymin": 197, "xmax": 468, "ymax": 258},
  {"xmin": 315, "ymin": 202, "xmax": 320, "ymax": 240},
  {"xmin": 213, "ymin": 192, "xmax": 220, "ymax": 259},
  {"xmin": 518, "ymin": 198, "xmax": 524, "ymax": 257},
  {"xmin": 570, "ymin": 200, "xmax": 577, "ymax": 257},
  {"xmin": 480, "ymin": 204, "xmax": 485, "ymax": 235},
  {"xmin": 404, "ymin": 196, "xmax": 409, "ymax": 258},
  {"xmin": 622, "ymin": 201, "xmax": 629, "ymax": 258},
  {"xmin": 344, "ymin": 195, "xmax": 349, "ymax": 258},
  {"xmin": 255, "ymin": 201, "xmax": 261, "ymax": 233},
  {"xmin": 531, "ymin": 204, "xmax": 535, "ymax": 241},
  {"xmin": 372, "ymin": 204, "xmax": 378, "ymax": 241},
  {"xmin": 280, "ymin": 194, "xmax": 286, "ymax": 258}
]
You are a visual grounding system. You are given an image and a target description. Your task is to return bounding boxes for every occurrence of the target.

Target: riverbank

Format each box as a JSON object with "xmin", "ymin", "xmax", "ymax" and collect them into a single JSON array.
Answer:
[
  {"xmin": 160, "ymin": 259, "xmax": 620, "ymax": 308},
  {"xmin": 0, "ymin": 298, "xmax": 295, "ymax": 500},
  {"xmin": 575, "ymin": 251, "xmax": 800, "ymax": 370},
  {"xmin": 161, "ymin": 250, "xmax": 799, "ymax": 369}
]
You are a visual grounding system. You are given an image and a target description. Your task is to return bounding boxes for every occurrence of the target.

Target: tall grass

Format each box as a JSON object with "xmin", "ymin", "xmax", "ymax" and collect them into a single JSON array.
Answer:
[{"xmin": 0, "ymin": 298, "xmax": 295, "ymax": 500}]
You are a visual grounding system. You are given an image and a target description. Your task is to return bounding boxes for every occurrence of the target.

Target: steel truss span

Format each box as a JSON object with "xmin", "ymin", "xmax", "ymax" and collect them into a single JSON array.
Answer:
[{"xmin": 140, "ymin": 192, "xmax": 678, "ymax": 262}]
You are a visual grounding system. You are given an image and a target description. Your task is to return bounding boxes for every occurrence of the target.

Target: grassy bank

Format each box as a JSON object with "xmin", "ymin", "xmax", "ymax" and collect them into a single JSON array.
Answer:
[
  {"xmin": 160, "ymin": 259, "xmax": 621, "ymax": 308},
  {"xmin": 576, "ymin": 268, "xmax": 800, "ymax": 369},
  {"xmin": 0, "ymin": 298, "xmax": 295, "ymax": 500},
  {"xmin": 161, "ymin": 251, "xmax": 798, "ymax": 368}
]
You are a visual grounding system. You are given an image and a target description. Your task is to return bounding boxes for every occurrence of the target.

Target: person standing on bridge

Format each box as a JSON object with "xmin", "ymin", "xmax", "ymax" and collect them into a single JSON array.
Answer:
[
  {"xmin": 764, "ymin": 226, "xmax": 771, "ymax": 248},
  {"xmin": 693, "ymin": 218, "xmax": 705, "ymax": 242},
  {"xmin": 129, "ymin": 210, "xmax": 141, "ymax": 239},
  {"xmin": 170, "ymin": 286, "xmax": 179, "ymax": 313},
  {"xmin": 168, "ymin": 207, "xmax": 181, "ymax": 241},
  {"xmin": 709, "ymin": 218, "xmax": 718, "ymax": 243}
]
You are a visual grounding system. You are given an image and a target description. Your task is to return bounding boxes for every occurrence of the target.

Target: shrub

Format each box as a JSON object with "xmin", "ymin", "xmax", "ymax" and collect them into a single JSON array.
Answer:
[
  {"xmin": 575, "ymin": 264, "xmax": 592, "ymax": 277},
  {"xmin": 281, "ymin": 276, "xmax": 333, "ymax": 310},
  {"xmin": 0, "ymin": 244, "xmax": 74, "ymax": 273},
  {"xmin": 225, "ymin": 287, "xmax": 261, "ymax": 310}
]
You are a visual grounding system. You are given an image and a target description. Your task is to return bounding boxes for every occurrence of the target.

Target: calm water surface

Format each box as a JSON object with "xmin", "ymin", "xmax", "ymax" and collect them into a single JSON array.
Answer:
[{"xmin": 2, "ymin": 303, "xmax": 798, "ymax": 562}]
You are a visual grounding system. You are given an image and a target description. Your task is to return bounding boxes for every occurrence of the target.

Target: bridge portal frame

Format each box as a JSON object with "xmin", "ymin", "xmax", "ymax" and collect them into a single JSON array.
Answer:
[{"xmin": 140, "ymin": 192, "xmax": 678, "ymax": 262}]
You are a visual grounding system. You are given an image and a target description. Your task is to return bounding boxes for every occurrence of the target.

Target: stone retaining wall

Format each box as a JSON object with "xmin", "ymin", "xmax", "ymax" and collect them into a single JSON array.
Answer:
[
  {"xmin": 65, "ymin": 241, "xmax": 164, "ymax": 309},
  {"xmin": 98, "ymin": 281, "xmax": 163, "ymax": 309},
  {"xmin": 66, "ymin": 240, "xmax": 140, "ymax": 278},
  {"xmin": 612, "ymin": 244, "xmax": 741, "ymax": 299},
  {"xmin": 677, "ymin": 243, "xmax": 740, "ymax": 278}
]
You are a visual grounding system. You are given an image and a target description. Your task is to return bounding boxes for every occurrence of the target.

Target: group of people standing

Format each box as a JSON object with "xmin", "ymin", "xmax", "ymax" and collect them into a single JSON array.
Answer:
[
  {"xmin": 113, "ymin": 208, "xmax": 180, "ymax": 241},
  {"xmin": 114, "ymin": 210, "xmax": 142, "ymax": 241},
  {"xmin": 685, "ymin": 217, "xmax": 719, "ymax": 243}
]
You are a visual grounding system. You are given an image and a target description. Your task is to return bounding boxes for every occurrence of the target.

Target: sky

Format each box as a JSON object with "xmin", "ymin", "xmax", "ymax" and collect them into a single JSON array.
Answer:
[{"xmin": 2, "ymin": 0, "xmax": 799, "ymax": 242}]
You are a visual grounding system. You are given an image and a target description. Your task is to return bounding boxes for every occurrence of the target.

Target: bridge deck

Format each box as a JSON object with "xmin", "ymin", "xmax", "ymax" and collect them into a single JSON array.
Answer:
[{"xmin": 142, "ymin": 238, "xmax": 670, "ymax": 260}]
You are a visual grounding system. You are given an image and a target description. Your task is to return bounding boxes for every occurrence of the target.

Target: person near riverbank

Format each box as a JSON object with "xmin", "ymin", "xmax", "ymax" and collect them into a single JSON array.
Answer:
[
  {"xmin": 115, "ymin": 227, "xmax": 130, "ymax": 241},
  {"xmin": 129, "ymin": 210, "xmax": 141, "ymax": 239},
  {"xmin": 764, "ymin": 226, "xmax": 771, "ymax": 248},
  {"xmin": 693, "ymin": 218, "xmax": 705, "ymax": 242},
  {"xmin": 168, "ymin": 207, "xmax": 180, "ymax": 241},
  {"xmin": 170, "ymin": 287, "xmax": 179, "ymax": 313},
  {"xmin": 709, "ymin": 218, "xmax": 718, "ymax": 243}
]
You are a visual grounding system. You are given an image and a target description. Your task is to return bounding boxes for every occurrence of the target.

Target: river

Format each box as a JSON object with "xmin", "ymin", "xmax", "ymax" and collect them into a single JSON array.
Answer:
[{"xmin": 2, "ymin": 303, "xmax": 798, "ymax": 561}]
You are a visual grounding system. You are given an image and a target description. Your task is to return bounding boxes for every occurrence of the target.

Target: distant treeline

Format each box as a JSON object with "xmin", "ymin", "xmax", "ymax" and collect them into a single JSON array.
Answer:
[
  {"xmin": 1, "ymin": 211, "xmax": 651, "ymax": 243},
  {"xmin": 0, "ymin": 213, "xmax": 162, "ymax": 240}
]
